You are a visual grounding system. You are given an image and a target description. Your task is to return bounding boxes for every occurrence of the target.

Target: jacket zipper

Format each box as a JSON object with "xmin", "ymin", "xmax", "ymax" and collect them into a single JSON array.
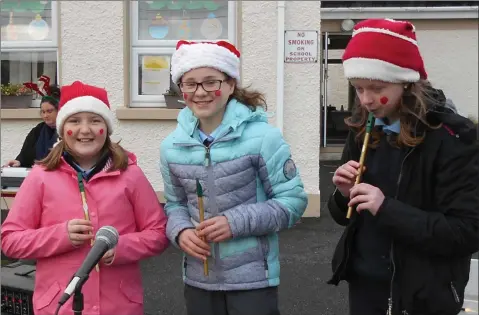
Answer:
[
  {"xmin": 202, "ymin": 127, "xmax": 235, "ymax": 166},
  {"xmin": 450, "ymin": 282, "xmax": 460, "ymax": 304},
  {"xmin": 204, "ymin": 146, "xmax": 211, "ymax": 166},
  {"xmin": 388, "ymin": 147, "xmax": 415, "ymax": 315},
  {"xmin": 183, "ymin": 256, "xmax": 187, "ymax": 275}
]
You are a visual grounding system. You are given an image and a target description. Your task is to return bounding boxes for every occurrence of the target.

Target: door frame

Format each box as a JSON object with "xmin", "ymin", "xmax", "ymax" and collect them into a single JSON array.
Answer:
[{"xmin": 320, "ymin": 32, "xmax": 352, "ymax": 147}]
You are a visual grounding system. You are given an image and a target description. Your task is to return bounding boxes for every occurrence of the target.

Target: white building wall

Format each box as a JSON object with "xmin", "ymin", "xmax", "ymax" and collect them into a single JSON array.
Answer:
[{"xmin": 1, "ymin": 1, "xmax": 322, "ymax": 215}]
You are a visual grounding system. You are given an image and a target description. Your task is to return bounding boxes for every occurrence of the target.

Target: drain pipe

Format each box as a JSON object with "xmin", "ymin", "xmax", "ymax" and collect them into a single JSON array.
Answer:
[{"xmin": 276, "ymin": 1, "xmax": 285, "ymax": 134}]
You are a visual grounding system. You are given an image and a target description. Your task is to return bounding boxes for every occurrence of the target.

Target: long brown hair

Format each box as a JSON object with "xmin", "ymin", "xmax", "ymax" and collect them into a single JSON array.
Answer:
[
  {"xmin": 345, "ymin": 80, "xmax": 442, "ymax": 148},
  {"xmin": 226, "ymin": 76, "xmax": 267, "ymax": 111},
  {"xmin": 37, "ymin": 137, "xmax": 129, "ymax": 171}
]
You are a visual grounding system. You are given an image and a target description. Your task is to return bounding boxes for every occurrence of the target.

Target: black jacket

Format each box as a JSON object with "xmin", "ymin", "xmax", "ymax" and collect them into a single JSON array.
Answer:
[
  {"xmin": 15, "ymin": 122, "xmax": 53, "ymax": 168},
  {"xmin": 327, "ymin": 105, "xmax": 479, "ymax": 315}
]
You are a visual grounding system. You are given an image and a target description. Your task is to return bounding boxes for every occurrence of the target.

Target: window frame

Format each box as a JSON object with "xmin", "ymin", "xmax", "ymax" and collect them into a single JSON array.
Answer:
[
  {"xmin": 1, "ymin": 48, "xmax": 60, "ymax": 102},
  {"xmin": 1, "ymin": 0, "xmax": 60, "ymax": 107},
  {"xmin": 0, "ymin": 1, "xmax": 59, "ymax": 49},
  {"xmin": 131, "ymin": 47, "xmax": 175, "ymax": 107},
  {"xmin": 129, "ymin": 0, "xmax": 237, "ymax": 108},
  {"xmin": 320, "ymin": 4, "xmax": 478, "ymax": 20}
]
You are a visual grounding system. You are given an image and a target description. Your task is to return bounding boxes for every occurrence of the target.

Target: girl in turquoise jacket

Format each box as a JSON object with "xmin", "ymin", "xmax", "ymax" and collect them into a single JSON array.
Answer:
[{"xmin": 160, "ymin": 40, "xmax": 308, "ymax": 315}]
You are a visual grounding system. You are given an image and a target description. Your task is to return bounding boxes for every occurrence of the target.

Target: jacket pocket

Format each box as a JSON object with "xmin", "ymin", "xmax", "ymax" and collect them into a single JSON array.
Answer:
[
  {"xmin": 120, "ymin": 280, "xmax": 143, "ymax": 304},
  {"xmin": 34, "ymin": 281, "xmax": 61, "ymax": 310},
  {"xmin": 416, "ymin": 259, "xmax": 464, "ymax": 315}
]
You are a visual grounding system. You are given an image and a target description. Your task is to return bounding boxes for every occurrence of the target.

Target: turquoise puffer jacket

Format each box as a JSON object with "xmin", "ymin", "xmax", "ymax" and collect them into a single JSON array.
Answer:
[{"xmin": 160, "ymin": 99, "xmax": 308, "ymax": 291}]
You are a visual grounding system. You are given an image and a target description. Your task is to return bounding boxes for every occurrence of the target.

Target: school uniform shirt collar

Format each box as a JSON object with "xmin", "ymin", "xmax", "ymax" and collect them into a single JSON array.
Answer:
[
  {"xmin": 375, "ymin": 118, "xmax": 401, "ymax": 134},
  {"xmin": 198, "ymin": 124, "xmax": 223, "ymax": 143}
]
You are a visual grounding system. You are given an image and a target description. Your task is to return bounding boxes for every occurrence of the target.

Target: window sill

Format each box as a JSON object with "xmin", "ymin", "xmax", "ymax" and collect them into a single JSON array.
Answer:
[
  {"xmin": 320, "ymin": 6, "xmax": 478, "ymax": 19},
  {"xmin": 115, "ymin": 107, "xmax": 181, "ymax": 120},
  {"xmin": 0, "ymin": 108, "xmax": 181, "ymax": 121},
  {"xmin": 1, "ymin": 109, "xmax": 40, "ymax": 120}
]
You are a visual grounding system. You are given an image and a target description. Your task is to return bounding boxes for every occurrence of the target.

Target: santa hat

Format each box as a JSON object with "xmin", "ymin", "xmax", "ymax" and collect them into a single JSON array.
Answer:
[
  {"xmin": 342, "ymin": 18, "xmax": 427, "ymax": 83},
  {"xmin": 56, "ymin": 81, "xmax": 114, "ymax": 136},
  {"xmin": 171, "ymin": 40, "xmax": 241, "ymax": 84}
]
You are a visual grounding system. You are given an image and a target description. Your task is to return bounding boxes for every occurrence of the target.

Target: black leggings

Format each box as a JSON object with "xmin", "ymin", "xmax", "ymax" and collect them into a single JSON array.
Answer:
[{"xmin": 184, "ymin": 284, "xmax": 280, "ymax": 315}]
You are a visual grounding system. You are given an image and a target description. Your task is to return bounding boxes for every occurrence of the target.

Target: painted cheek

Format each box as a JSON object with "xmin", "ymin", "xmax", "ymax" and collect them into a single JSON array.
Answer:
[
  {"xmin": 380, "ymin": 96, "xmax": 389, "ymax": 105},
  {"xmin": 67, "ymin": 130, "xmax": 73, "ymax": 136},
  {"xmin": 99, "ymin": 128, "xmax": 104, "ymax": 135},
  {"xmin": 183, "ymin": 93, "xmax": 188, "ymax": 100},
  {"xmin": 214, "ymin": 90, "xmax": 222, "ymax": 97}
]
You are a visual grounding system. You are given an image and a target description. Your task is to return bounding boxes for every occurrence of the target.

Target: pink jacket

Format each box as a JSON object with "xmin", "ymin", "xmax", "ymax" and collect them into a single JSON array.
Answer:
[{"xmin": 1, "ymin": 153, "xmax": 169, "ymax": 315}]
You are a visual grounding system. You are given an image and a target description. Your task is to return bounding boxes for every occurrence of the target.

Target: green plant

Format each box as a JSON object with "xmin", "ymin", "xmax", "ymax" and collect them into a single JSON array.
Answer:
[
  {"xmin": 163, "ymin": 89, "xmax": 180, "ymax": 96},
  {"xmin": 1, "ymin": 83, "xmax": 33, "ymax": 96}
]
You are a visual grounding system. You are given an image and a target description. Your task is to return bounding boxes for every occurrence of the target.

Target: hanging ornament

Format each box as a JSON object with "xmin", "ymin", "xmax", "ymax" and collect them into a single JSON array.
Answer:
[
  {"xmin": 200, "ymin": 12, "xmax": 222, "ymax": 40},
  {"xmin": 28, "ymin": 14, "xmax": 49, "ymax": 40},
  {"xmin": 149, "ymin": 13, "xmax": 169, "ymax": 39},
  {"xmin": 177, "ymin": 10, "xmax": 192, "ymax": 39},
  {"xmin": 5, "ymin": 11, "xmax": 18, "ymax": 41}
]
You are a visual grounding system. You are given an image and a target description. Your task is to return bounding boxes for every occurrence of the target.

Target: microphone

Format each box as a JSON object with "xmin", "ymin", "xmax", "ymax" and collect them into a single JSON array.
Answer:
[{"xmin": 57, "ymin": 226, "xmax": 119, "ymax": 306}]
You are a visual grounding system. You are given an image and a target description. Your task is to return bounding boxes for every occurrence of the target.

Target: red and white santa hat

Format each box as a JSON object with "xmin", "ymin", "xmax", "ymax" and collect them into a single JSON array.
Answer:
[
  {"xmin": 56, "ymin": 81, "xmax": 114, "ymax": 136},
  {"xmin": 171, "ymin": 40, "xmax": 241, "ymax": 84},
  {"xmin": 342, "ymin": 18, "xmax": 427, "ymax": 83}
]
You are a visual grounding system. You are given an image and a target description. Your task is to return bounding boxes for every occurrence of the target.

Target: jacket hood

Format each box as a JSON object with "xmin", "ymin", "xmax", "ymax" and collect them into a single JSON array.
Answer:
[
  {"xmin": 425, "ymin": 88, "xmax": 477, "ymax": 143},
  {"xmin": 126, "ymin": 150, "xmax": 138, "ymax": 166}
]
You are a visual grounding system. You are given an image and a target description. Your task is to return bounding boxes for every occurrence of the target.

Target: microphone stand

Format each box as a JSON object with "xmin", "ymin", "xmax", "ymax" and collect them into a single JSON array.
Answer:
[{"xmin": 72, "ymin": 286, "xmax": 84, "ymax": 315}]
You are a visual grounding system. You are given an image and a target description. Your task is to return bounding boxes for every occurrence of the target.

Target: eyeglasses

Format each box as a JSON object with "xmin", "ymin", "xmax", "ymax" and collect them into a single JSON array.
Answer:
[{"xmin": 179, "ymin": 80, "xmax": 224, "ymax": 93}]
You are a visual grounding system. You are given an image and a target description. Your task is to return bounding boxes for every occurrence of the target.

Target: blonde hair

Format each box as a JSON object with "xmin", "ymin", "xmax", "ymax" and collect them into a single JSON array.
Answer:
[
  {"xmin": 345, "ymin": 80, "xmax": 442, "ymax": 148},
  {"xmin": 37, "ymin": 137, "xmax": 129, "ymax": 171}
]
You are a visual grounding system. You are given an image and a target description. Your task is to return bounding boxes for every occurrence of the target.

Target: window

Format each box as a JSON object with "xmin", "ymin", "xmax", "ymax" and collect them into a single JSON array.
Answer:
[
  {"xmin": 1, "ymin": 0, "xmax": 59, "ymax": 108},
  {"xmin": 320, "ymin": 1, "xmax": 478, "ymax": 19},
  {"xmin": 130, "ymin": 0, "xmax": 237, "ymax": 107},
  {"xmin": 321, "ymin": 1, "xmax": 479, "ymax": 8}
]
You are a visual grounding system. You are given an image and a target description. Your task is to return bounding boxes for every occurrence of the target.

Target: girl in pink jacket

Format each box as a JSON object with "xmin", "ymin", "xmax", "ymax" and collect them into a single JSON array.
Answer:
[{"xmin": 1, "ymin": 81, "xmax": 169, "ymax": 315}]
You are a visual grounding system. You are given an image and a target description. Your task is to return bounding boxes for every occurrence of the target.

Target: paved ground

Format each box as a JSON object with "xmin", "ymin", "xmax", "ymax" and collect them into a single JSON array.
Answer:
[
  {"xmin": 2, "ymin": 159, "xmax": 476, "ymax": 314},
  {"xmin": 139, "ymin": 160, "xmax": 477, "ymax": 315},
  {"xmin": 139, "ymin": 160, "xmax": 347, "ymax": 315}
]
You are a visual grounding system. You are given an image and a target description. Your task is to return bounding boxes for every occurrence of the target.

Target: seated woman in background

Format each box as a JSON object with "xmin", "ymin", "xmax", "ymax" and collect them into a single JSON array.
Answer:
[{"xmin": 4, "ymin": 83, "xmax": 60, "ymax": 168}]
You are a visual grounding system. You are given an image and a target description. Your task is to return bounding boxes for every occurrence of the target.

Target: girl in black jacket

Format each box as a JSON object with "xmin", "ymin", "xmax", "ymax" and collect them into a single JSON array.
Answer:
[
  {"xmin": 4, "ymin": 85, "xmax": 60, "ymax": 168},
  {"xmin": 328, "ymin": 18, "xmax": 479, "ymax": 315}
]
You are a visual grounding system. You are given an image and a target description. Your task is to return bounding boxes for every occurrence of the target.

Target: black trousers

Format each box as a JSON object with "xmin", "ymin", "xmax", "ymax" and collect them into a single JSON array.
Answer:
[
  {"xmin": 184, "ymin": 284, "xmax": 280, "ymax": 315},
  {"xmin": 349, "ymin": 277, "xmax": 390, "ymax": 315}
]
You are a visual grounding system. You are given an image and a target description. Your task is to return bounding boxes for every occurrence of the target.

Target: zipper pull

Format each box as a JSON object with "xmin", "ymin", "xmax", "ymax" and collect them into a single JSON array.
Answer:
[
  {"xmin": 204, "ymin": 147, "xmax": 211, "ymax": 167},
  {"xmin": 450, "ymin": 282, "xmax": 460, "ymax": 303},
  {"xmin": 387, "ymin": 298, "xmax": 393, "ymax": 315}
]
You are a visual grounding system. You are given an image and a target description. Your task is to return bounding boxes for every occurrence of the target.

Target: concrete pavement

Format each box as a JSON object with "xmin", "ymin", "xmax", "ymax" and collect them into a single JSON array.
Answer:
[
  {"xmin": 139, "ymin": 160, "xmax": 477, "ymax": 314},
  {"xmin": 139, "ymin": 217, "xmax": 349, "ymax": 315},
  {"xmin": 139, "ymin": 162, "xmax": 348, "ymax": 315}
]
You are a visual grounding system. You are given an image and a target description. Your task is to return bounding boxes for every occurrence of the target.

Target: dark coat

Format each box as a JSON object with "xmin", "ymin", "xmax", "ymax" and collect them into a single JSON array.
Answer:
[
  {"xmin": 328, "ymin": 104, "xmax": 479, "ymax": 315},
  {"xmin": 16, "ymin": 122, "xmax": 56, "ymax": 167}
]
